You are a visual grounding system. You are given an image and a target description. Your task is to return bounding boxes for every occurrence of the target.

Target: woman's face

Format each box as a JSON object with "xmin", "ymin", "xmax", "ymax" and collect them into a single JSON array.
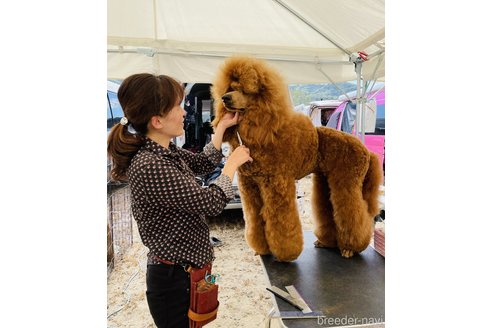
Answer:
[{"xmin": 160, "ymin": 102, "xmax": 187, "ymax": 138}]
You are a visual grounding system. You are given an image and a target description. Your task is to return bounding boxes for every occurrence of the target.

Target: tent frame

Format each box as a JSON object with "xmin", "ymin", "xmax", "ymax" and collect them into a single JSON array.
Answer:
[{"xmin": 108, "ymin": 0, "xmax": 385, "ymax": 145}]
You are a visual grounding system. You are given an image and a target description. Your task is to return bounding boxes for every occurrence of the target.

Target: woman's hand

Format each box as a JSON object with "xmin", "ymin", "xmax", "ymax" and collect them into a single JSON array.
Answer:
[
  {"xmin": 228, "ymin": 145, "xmax": 253, "ymax": 167},
  {"xmin": 216, "ymin": 112, "xmax": 239, "ymax": 131},
  {"xmin": 222, "ymin": 145, "xmax": 253, "ymax": 180}
]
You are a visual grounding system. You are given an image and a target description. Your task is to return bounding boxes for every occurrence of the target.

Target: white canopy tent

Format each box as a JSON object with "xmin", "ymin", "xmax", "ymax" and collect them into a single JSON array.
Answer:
[
  {"xmin": 108, "ymin": 0, "xmax": 385, "ymax": 143},
  {"xmin": 108, "ymin": 0, "xmax": 384, "ymax": 84}
]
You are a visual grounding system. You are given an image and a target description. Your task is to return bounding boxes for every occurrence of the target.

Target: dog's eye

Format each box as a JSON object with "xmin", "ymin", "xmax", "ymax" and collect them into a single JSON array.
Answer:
[{"xmin": 230, "ymin": 81, "xmax": 242, "ymax": 92}]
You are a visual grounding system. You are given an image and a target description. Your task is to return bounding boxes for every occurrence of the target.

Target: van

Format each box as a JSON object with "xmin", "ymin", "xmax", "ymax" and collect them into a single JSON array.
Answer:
[
  {"xmin": 301, "ymin": 99, "xmax": 343, "ymax": 127},
  {"xmin": 329, "ymin": 88, "xmax": 385, "ymax": 169},
  {"xmin": 310, "ymin": 88, "xmax": 385, "ymax": 171}
]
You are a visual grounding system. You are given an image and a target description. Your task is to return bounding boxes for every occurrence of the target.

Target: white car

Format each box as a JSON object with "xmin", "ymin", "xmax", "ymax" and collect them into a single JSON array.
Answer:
[{"xmin": 225, "ymin": 174, "xmax": 242, "ymax": 210}]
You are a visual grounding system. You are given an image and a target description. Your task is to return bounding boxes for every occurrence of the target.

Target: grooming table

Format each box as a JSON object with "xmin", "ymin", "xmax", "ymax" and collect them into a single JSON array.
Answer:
[{"xmin": 260, "ymin": 231, "xmax": 385, "ymax": 327}]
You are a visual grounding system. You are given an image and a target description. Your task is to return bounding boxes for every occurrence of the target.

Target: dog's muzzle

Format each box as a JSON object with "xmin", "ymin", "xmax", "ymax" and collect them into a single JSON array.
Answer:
[{"xmin": 221, "ymin": 94, "xmax": 245, "ymax": 112}]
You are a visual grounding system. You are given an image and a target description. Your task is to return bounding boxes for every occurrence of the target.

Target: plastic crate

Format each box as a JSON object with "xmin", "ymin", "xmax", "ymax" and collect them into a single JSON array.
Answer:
[{"xmin": 374, "ymin": 228, "xmax": 385, "ymax": 257}]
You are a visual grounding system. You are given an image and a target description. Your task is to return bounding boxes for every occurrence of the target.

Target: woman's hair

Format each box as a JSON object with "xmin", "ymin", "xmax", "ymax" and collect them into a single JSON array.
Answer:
[{"xmin": 107, "ymin": 73, "xmax": 184, "ymax": 181}]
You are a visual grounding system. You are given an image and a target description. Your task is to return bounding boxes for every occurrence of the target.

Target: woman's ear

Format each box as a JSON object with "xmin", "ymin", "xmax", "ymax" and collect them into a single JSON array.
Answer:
[{"xmin": 149, "ymin": 115, "xmax": 164, "ymax": 130}]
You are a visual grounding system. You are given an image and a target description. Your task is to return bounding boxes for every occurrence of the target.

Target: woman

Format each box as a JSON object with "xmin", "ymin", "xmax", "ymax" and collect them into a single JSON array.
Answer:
[{"xmin": 107, "ymin": 73, "xmax": 252, "ymax": 327}]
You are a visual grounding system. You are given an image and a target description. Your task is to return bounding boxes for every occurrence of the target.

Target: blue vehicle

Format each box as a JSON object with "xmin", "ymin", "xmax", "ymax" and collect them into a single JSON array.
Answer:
[
  {"xmin": 107, "ymin": 81, "xmax": 126, "ymax": 188},
  {"xmin": 107, "ymin": 80, "xmax": 123, "ymax": 133}
]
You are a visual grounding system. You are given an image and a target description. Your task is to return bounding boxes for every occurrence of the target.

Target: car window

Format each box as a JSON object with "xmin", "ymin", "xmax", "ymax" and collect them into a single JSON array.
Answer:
[
  {"xmin": 375, "ymin": 103, "xmax": 385, "ymax": 135},
  {"xmin": 326, "ymin": 111, "xmax": 341, "ymax": 129},
  {"xmin": 107, "ymin": 91, "xmax": 123, "ymax": 131},
  {"xmin": 107, "ymin": 102, "xmax": 113, "ymax": 127},
  {"xmin": 341, "ymin": 102, "xmax": 356, "ymax": 133}
]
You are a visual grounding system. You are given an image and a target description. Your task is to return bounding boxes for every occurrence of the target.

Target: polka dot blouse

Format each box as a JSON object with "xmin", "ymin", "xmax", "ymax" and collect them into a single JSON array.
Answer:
[{"xmin": 127, "ymin": 137, "xmax": 234, "ymax": 268}]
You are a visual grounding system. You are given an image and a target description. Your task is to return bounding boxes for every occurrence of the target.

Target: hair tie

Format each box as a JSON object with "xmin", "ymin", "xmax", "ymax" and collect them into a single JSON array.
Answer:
[
  {"xmin": 127, "ymin": 124, "xmax": 137, "ymax": 135},
  {"xmin": 120, "ymin": 117, "xmax": 129, "ymax": 125}
]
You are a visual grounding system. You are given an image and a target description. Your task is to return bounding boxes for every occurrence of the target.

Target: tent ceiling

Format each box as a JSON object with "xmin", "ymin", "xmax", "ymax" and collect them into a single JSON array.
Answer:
[{"xmin": 108, "ymin": 0, "xmax": 384, "ymax": 83}]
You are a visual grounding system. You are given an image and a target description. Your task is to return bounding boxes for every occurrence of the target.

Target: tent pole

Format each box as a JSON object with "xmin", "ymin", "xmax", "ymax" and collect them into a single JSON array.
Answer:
[
  {"xmin": 107, "ymin": 47, "xmax": 348, "ymax": 65},
  {"xmin": 316, "ymin": 66, "xmax": 352, "ymax": 101},
  {"xmin": 363, "ymin": 54, "xmax": 384, "ymax": 98},
  {"xmin": 152, "ymin": 0, "xmax": 158, "ymax": 39},
  {"xmin": 354, "ymin": 60, "xmax": 365, "ymax": 144},
  {"xmin": 272, "ymin": 0, "xmax": 351, "ymax": 56},
  {"xmin": 368, "ymin": 85, "xmax": 385, "ymax": 101}
]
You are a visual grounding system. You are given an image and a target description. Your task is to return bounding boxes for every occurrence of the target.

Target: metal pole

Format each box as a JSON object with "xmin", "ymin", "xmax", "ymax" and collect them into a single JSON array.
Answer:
[
  {"xmin": 272, "ymin": 0, "xmax": 352, "ymax": 56},
  {"xmin": 354, "ymin": 61, "xmax": 365, "ymax": 144},
  {"xmin": 362, "ymin": 54, "xmax": 384, "ymax": 98},
  {"xmin": 316, "ymin": 65, "xmax": 353, "ymax": 102}
]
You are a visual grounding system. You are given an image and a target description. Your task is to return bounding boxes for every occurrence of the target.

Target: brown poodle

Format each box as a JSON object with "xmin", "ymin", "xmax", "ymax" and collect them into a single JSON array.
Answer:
[{"xmin": 211, "ymin": 56, "xmax": 383, "ymax": 261}]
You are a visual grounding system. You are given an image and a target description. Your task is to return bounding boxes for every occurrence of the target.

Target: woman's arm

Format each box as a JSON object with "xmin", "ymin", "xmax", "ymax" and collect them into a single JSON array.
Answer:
[
  {"xmin": 211, "ymin": 124, "xmax": 226, "ymax": 152},
  {"xmin": 178, "ymin": 112, "xmax": 239, "ymax": 175},
  {"xmin": 140, "ymin": 160, "xmax": 233, "ymax": 217},
  {"xmin": 177, "ymin": 143, "xmax": 223, "ymax": 176},
  {"xmin": 212, "ymin": 111, "xmax": 238, "ymax": 151}
]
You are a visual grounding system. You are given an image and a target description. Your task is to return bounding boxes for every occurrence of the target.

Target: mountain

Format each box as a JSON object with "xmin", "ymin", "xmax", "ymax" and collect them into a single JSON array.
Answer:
[{"xmin": 288, "ymin": 82, "xmax": 358, "ymax": 106}]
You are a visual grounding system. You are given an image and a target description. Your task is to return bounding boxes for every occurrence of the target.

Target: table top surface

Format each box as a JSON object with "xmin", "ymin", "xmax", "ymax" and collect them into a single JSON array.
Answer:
[{"xmin": 260, "ymin": 231, "xmax": 385, "ymax": 327}]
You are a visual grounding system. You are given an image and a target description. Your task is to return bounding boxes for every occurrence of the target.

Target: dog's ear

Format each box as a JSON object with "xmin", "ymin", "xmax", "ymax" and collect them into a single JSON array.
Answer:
[
  {"xmin": 210, "ymin": 83, "xmax": 226, "ymax": 128},
  {"xmin": 238, "ymin": 58, "xmax": 279, "ymax": 96},
  {"xmin": 242, "ymin": 97, "xmax": 282, "ymax": 146},
  {"xmin": 238, "ymin": 66, "xmax": 261, "ymax": 94}
]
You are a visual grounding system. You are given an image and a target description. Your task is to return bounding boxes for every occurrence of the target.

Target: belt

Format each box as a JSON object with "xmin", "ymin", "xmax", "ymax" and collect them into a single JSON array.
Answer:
[
  {"xmin": 153, "ymin": 255, "xmax": 194, "ymax": 272},
  {"xmin": 153, "ymin": 256, "xmax": 176, "ymax": 266}
]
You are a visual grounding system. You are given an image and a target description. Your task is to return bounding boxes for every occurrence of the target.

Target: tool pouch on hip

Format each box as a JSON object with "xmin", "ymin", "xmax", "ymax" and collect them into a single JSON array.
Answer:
[{"xmin": 187, "ymin": 263, "xmax": 219, "ymax": 328}]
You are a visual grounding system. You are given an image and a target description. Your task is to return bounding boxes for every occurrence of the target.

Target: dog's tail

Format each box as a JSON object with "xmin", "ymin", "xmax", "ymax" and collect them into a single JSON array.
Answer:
[{"xmin": 363, "ymin": 152, "xmax": 384, "ymax": 217}]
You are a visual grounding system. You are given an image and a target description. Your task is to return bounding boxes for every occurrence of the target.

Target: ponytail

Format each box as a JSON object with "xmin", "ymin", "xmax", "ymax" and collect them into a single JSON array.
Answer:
[{"xmin": 107, "ymin": 123, "xmax": 145, "ymax": 181}]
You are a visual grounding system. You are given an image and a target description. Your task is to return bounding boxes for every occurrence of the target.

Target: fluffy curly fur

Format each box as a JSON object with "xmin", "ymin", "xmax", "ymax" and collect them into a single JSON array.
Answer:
[{"xmin": 211, "ymin": 56, "xmax": 383, "ymax": 261}]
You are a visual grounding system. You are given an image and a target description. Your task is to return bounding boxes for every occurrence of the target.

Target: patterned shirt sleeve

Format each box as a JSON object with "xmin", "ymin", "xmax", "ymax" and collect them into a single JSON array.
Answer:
[
  {"xmin": 209, "ymin": 174, "xmax": 234, "ymax": 200},
  {"xmin": 178, "ymin": 142, "xmax": 223, "ymax": 176},
  {"xmin": 140, "ymin": 159, "xmax": 233, "ymax": 216}
]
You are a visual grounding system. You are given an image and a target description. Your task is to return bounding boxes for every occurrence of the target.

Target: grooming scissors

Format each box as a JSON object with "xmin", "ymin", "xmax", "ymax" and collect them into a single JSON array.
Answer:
[{"xmin": 237, "ymin": 131, "xmax": 243, "ymax": 146}]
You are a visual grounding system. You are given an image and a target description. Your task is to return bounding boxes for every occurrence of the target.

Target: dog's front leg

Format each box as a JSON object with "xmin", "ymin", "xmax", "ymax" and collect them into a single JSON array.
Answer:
[
  {"xmin": 257, "ymin": 176, "xmax": 303, "ymax": 262},
  {"xmin": 238, "ymin": 174, "xmax": 270, "ymax": 255}
]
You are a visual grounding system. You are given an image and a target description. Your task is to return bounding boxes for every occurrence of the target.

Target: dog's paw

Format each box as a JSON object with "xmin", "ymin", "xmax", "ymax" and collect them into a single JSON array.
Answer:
[
  {"xmin": 341, "ymin": 249, "xmax": 355, "ymax": 258},
  {"xmin": 314, "ymin": 240, "xmax": 336, "ymax": 248},
  {"xmin": 274, "ymin": 254, "xmax": 299, "ymax": 262}
]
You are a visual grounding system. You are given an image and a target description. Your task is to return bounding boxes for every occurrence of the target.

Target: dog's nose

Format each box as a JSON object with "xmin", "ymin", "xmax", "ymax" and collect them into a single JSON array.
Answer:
[{"xmin": 222, "ymin": 94, "xmax": 232, "ymax": 102}]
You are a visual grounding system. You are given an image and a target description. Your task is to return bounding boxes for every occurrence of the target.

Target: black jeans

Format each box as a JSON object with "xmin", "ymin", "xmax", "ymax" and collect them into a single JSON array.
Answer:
[{"xmin": 146, "ymin": 263, "xmax": 190, "ymax": 328}]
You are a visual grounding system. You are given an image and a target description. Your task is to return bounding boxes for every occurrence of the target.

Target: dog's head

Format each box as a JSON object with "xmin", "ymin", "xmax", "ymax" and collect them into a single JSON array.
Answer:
[
  {"xmin": 212, "ymin": 56, "xmax": 268, "ymax": 114},
  {"xmin": 211, "ymin": 56, "xmax": 290, "ymax": 144}
]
